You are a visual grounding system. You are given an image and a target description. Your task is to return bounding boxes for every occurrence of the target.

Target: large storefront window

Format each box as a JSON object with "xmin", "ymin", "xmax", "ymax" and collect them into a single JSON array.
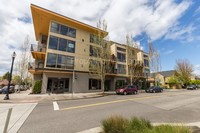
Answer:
[
  {"xmin": 117, "ymin": 64, "xmax": 126, "ymax": 74},
  {"xmin": 46, "ymin": 53, "xmax": 57, "ymax": 68},
  {"xmin": 89, "ymin": 79, "xmax": 101, "ymax": 90},
  {"xmin": 48, "ymin": 35, "xmax": 75, "ymax": 53},
  {"xmin": 50, "ymin": 22, "xmax": 76, "ymax": 38},
  {"xmin": 46, "ymin": 53, "xmax": 74, "ymax": 69}
]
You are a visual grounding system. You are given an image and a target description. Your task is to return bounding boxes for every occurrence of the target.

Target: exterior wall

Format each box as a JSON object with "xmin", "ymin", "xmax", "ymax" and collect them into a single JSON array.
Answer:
[
  {"xmin": 31, "ymin": 8, "xmax": 150, "ymax": 93},
  {"xmin": 41, "ymin": 72, "xmax": 72, "ymax": 94},
  {"xmin": 72, "ymin": 73, "xmax": 89, "ymax": 93},
  {"xmin": 44, "ymin": 20, "xmax": 91, "ymax": 72}
]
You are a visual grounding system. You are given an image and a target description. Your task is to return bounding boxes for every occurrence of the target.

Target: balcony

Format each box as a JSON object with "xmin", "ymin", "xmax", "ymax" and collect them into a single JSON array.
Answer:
[
  {"xmin": 28, "ymin": 62, "xmax": 45, "ymax": 74},
  {"xmin": 31, "ymin": 43, "xmax": 46, "ymax": 60}
]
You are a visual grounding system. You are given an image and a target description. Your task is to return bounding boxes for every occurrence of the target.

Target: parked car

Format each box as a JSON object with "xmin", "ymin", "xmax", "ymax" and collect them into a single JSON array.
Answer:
[
  {"xmin": 116, "ymin": 85, "xmax": 138, "ymax": 95},
  {"xmin": 0, "ymin": 86, "xmax": 15, "ymax": 94},
  {"xmin": 187, "ymin": 85, "xmax": 197, "ymax": 90},
  {"xmin": 146, "ymin": 86, "xmax": 163, "ymax": 93}
]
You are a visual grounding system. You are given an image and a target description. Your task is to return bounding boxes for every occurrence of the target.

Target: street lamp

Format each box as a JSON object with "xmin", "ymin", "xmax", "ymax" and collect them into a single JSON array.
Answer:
[{"xmin": 4, "ymin": 52, "xmax": 16, "ymax": 100}]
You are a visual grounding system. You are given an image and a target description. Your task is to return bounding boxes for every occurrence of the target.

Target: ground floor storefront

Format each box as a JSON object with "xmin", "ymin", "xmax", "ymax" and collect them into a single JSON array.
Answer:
[{"xmin": 32, "ymin": 72, "xmax": 147, "ymax": 94}]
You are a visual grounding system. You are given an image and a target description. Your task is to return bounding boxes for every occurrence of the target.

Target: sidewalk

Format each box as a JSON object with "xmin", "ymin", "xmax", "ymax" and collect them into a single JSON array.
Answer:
[
  {"xmin": 0, "ymin": 90, "xmax": 105, "ymax": 103},
  {"xmin": 0, "ymin": 103, "xmax": 37, "ymax": 133}
]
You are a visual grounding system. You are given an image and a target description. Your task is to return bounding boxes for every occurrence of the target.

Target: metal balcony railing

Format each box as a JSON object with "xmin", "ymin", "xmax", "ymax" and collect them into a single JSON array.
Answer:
[
  {"xmin": 28, "ymin": 62, "xmax": 44, "ymax": 70},
  {"xmin": 31, "ymin": 43, "xmax": 46, "ymax": 52}
]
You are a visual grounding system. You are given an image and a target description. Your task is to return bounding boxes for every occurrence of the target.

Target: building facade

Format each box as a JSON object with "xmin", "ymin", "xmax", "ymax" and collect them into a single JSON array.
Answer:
[{"xmin": 29, "ymin": 4, "xmax": 150, "ymax": 93}]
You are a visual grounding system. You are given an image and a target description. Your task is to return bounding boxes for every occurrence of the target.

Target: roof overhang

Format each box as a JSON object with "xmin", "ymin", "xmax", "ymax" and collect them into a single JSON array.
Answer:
[{"xmin": 31, "ymin": 4, "xmax": 108, "ymax": 41}]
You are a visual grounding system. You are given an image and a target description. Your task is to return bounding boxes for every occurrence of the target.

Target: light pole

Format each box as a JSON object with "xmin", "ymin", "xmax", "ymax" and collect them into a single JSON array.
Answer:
[{"xmin": 4, "ymin": 52, "xmax": 16, "ymax": 100}]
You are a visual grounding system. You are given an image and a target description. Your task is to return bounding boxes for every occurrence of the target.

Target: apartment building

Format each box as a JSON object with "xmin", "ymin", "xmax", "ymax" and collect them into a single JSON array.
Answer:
[{"xmin": 29, "ymin": 4, "xmax": 150, "ymax": 93}]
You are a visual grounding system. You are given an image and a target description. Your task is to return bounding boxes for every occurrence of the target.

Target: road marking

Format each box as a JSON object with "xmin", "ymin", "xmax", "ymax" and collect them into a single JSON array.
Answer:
[
  {"xmin": 53, "ymin": 101, "xmax": 59, "ymax": 111},
  {"xmin": 60, "ymin": 95, "xmax": 161, "ymax": 111}
]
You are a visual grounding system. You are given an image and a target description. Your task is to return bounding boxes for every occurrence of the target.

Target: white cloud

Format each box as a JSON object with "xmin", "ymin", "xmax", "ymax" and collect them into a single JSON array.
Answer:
[
  {"xmin": 194, "ymin": 64, "xmax": 200, "ymax": 75},
  {"xmin": 164, "ymin": 50, "xmax": 174, "ymax": 55},
  {"xmin": 0, "ymin": 0, "xmax": 193, "ymax": 75}
]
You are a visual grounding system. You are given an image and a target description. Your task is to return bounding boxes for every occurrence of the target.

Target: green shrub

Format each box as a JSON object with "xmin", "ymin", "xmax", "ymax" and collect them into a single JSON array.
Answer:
[
  {"xmin": 151, "ymin": 125, "xmax": 191, "ymax": 133},
  {"xmin": 102, "ymin": 116, "xmax": 191, "ymax": 133},
  {"xmin": 127, "ymin": 117, "xmax": 152, "ymax": 133},
  {"xmin": 102, "ymin": 115, "xmax": 128, "ymax": 133},
  {"xmin": 32, "ymin": 80, "xmax": 42, "ymax": 94}
]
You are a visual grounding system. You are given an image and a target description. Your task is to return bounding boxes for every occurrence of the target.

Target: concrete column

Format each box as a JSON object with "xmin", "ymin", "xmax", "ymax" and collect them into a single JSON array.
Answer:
[{"xmin": 41, "ymin": 73, "xmax": 47, "ymax": 94}]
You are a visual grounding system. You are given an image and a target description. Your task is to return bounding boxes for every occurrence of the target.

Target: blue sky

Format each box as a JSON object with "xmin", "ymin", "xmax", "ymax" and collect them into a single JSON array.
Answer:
[{"xmin": 0, "ymin": 0, "xmax": 200, "ymax": 76}]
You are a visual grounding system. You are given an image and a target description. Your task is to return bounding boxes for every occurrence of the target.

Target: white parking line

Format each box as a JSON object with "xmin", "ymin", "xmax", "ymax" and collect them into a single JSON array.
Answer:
[{"xmin": 53, "ymin": 101, "xmax": 59, "ymax": 111}]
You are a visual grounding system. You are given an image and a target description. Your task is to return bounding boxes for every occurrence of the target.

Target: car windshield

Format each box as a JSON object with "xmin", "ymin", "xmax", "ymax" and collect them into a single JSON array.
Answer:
[{"xmin": 149, "ymin": 86, "xmax": 155, "ymax": 89}]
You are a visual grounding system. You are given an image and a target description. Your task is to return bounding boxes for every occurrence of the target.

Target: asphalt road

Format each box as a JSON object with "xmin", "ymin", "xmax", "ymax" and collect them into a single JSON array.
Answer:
[{"xmin": 19, "ymin": 89, "xmax": 200, "ymax": 133}]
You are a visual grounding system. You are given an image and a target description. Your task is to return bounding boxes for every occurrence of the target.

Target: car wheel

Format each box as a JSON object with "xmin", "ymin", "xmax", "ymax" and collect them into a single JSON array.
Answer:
[{"xmin": 123, "ymin": 92, "xmax": 127, "ymax": 95}]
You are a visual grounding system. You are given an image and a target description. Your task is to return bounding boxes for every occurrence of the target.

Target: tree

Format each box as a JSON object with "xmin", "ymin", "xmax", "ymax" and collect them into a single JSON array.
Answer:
[
  {"xmin": 12, "ymin": 75, "xmax": 22, "ymax": 84},
  {"xmin": 175, "ymin": 59, "xmax": 193, "ymax": 86},
  {"xmin": 15, "ymin": 35, "xmax": 31, "ymax": 85},
  {"xmin": 89, "ymin": 19, "xmax": 112, "ymax": 92},
  {"xmin": 3, "ymin": 72, "xmax": 10, "ymax": 80},
  {"xmin": 126, "ymin": 34, "xmax": 144, "ymax": 85},
  {"xmin": 149, "ymin": 40, "xmax": 161, "ymax": 86}
]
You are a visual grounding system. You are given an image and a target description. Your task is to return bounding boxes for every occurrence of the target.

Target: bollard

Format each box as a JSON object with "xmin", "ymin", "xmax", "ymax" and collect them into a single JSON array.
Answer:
[{"xmin": 3, "ymin": 108, "xmax": 12, "ymax": 133}]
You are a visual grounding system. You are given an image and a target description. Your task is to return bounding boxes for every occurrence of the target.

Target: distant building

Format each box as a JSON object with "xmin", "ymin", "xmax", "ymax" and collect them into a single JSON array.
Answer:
[
  {"xmin": 150, "ymin": 70, "xmax": 176, "ymax": 87},
  {"xmin": 29, "ymin": 4, "xmax": 150, "ymax": 93}
]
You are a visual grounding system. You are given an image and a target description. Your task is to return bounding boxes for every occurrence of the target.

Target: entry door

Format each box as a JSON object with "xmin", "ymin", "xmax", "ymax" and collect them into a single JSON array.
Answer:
[{"xmin": 58, "ymin": 80, "xmax": 65, "ymax": 93}]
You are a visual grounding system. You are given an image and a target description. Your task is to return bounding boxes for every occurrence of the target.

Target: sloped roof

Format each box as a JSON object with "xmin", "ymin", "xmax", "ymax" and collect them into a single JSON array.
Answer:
[{"xmin": 150, "ymin": 70, "xmax": 176, "ymax": 77}]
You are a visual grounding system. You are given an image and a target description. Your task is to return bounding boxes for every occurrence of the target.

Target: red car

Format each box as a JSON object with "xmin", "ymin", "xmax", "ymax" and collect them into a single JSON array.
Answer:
[{"xmin": 116, "ymin": 85, "xmax": 138, "ymax": 95}]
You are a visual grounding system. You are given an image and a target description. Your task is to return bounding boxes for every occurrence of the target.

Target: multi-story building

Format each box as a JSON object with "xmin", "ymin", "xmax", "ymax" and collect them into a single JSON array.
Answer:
[{"xmin": 29, "ymin": 4, "xmax": 150, "ymax": 93}]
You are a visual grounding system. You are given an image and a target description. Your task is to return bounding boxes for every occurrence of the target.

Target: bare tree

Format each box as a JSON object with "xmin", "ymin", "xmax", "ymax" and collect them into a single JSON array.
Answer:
[
  {"xmin": 15, "ymin": 35, "xmax": 31, "ymax": 86},
  {"xmin": 175, "ymin": 59, "xmax": 193, "ymax": 86},
  {"xmin": 126, "ymin": 34, "xmax": 144, "ymax": 85},
  {"xmin": 89, "ymin": 19, "xmax": 113, "ymax": 92},
  {"xmin": 149, "ymin": 40, "xmax": 161, "ymax": 85}
]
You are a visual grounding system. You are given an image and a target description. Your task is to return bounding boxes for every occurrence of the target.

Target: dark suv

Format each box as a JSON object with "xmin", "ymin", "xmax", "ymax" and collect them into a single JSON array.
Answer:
[
  {"xmin": 187, "ymin": 85, "xmax": 197, "ymax": 90},
  {"xmin": 116, "ymin": 85, "xmax": 138, "ymax": 95}
]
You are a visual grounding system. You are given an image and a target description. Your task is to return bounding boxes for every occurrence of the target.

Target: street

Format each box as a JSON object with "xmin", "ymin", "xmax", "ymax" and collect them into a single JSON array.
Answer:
[{"xmin": 19, "ymin": 89, "xmax": 200, "ymax": 133}]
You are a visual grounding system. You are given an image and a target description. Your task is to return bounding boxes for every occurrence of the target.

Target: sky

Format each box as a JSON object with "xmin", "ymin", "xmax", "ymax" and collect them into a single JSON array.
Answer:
[{"xmin": 0, "ymin": 0, "xmax": 200, "ymax": 76}]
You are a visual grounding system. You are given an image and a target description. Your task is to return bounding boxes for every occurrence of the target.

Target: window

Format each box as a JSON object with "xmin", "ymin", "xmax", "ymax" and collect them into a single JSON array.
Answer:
[
  {"xmin": 144, "ymin": 59, "xmax": 149, "ymax": 67},
  {"xmin": 46, "ymin": 53, "xmax": 74, "ymax": 69},
  {"xmin": 89, "ymin": 79, "xmax": 101, "ymax": 90},
  {"xmin": 49, "ymin": 36, "xmax": 58, "ymax": 50},
  {"xmin": 89, "ymin": 59, "xmax": 101, "ymax": 70},
  {"xmin": 90, "ymin": 34, "xmax": 99, "ymax": 44},
  {"xmin": 58, "ymin": 38, "xmax": 67, "ymax": 51},
  {"xmin": 50, "ymin": 22, "xmax": 60, "ymax": 33},
  {"xmin": 46, "ymin": 53, "xmax": 57, "ymax": 68},
  {"xmin": 60, "ymin": 25, "xmax": 68, "ymax": 35},
  {"xmin": 117, "ymin": 52, "xmax": 126, "ymax": 62},
  {"xmin": 143, "ymin": 54, "xmax": 148, "ymax": 58},
  {"xmin": 67, "ymin": 40, "xmax": 75, "ymax": 53},
  {"xmin": 66, "ymin": 56, "xmax": 74, "ymax": 69},
  {"xmin": 90, "ymin": 45, "xmax": 101, "ymax": 57},
  {"xmin": 117, "ymin": 47, "xmax": 126, "ymax": 52},
  {"xmin": 67, "ymin": 27, "xmax": 76, "ymax": 38},
  {"xmin": 57, "ymin": 55, "xmax": 66, "ymax": 68},
  {"xmin": 48, "ymin": 36, "xmax": 75, "ymax": 53},
  {"xmin": 117, "ymin": 64, "xmax": 126, "ymax": 74}
]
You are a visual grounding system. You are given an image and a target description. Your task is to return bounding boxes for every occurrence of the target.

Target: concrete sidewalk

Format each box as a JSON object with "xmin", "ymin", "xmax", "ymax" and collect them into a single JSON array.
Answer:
[
  {"xmin": 0, "ymin": 90, "xmax": 105, "ymax": 103},
  {"xmin": 0, "ymin": 103, "xmax": 37, "ymax": 133}
]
